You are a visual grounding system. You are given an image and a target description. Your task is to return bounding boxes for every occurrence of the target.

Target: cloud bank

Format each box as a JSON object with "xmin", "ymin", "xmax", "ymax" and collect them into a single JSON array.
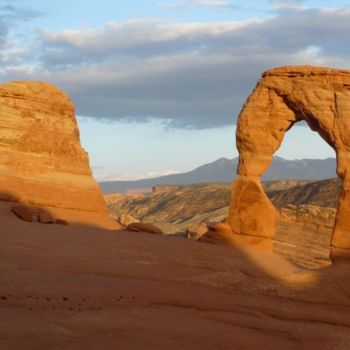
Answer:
[
  {"xmin": 157, "ymin": 0, "xmax": 238, "ymax": 9},
  {"xmin": 0, "ymin": 4, "xmax": 350, "ymax": 128}
]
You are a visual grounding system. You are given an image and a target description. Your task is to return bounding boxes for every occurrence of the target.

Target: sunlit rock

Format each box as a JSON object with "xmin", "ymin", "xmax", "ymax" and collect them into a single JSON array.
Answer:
[{"xmin": 228, "ymin": 66, "xmax": 350, "ymax": 259}]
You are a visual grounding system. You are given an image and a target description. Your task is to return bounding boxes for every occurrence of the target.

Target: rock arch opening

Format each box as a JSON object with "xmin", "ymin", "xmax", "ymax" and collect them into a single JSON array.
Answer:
[
  {"xmin": 268, "ymin": 122, "xmax": 338, "ymax": 269},
  {"xmin": 228, "ymin": 66, "xmax": 350, "ymax": 262}
]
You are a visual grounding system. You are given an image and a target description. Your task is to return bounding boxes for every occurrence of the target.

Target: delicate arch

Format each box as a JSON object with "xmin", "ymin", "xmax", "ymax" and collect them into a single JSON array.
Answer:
[{"xmin": 228, "ymin": 66, "xmax": 350, "ymax": 260}]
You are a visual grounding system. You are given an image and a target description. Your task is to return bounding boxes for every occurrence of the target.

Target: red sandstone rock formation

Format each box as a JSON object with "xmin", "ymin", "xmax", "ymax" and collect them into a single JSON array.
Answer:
[
  {"xmin": 228, "ymin": 66, "xmax": 350, "ymax": 259},
  {"xmin": 186, "ymin": 222, "xmax": 208, "ymax": 239},
  {"xmin": 11, "ymin": 205, "xmax": 37, "ymax": 222},
  {"xmin": 126, "ymin": 222, "xmax": 163, "ymax": 234},
  {"xmin": 0, "ymin": 81, "xmax": 116, "ymax": 229}
]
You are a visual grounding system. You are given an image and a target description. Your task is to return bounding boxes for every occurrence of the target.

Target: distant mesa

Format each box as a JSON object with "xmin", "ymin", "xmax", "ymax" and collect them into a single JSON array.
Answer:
[
  {"xmin": 0, "ymin": 80, "xmax": 116, "ymax": 229},
  {"xmin": 227, "ymin": 65, "xmax": 350, "ymax": 260}
]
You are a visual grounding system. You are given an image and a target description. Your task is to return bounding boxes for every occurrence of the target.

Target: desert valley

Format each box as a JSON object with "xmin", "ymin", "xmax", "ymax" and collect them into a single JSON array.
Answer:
[
  {"xmin": 1, "ymin": 1, "xmax": 350, "ymax": 349},
  {"xmin": 0, "ymin": 66, "xmax": 350, "ymax": 350}
]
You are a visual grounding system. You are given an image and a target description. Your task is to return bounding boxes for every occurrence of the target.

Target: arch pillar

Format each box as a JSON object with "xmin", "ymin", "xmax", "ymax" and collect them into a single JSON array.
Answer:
[
  {"xmin": 330, "ymin": 151, "xmax": 350, "ymax": 260},
  {"xmin": 228, "ymin": 83, "xmax": 297, "ymax": 251}
]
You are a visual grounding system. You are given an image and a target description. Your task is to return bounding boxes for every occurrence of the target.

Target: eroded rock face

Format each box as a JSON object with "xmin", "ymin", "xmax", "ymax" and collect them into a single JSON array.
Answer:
[
  {"xmin": 126, "ymin": 222, "xmax": 163, "ymax": 234},
  {"xmin": 118, "ymin": 214, "xmax": 140, "ymax": 227},
  {"xmin": 0, "ymin": 81, "xmax": 116, "ymax": 229},
  {"xmin": 228, "ymin": 66, "xmax": 350, "ymax": 259}
]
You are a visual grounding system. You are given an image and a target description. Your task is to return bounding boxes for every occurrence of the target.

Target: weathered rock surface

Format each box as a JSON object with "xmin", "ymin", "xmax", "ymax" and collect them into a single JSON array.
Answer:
[
  {"xmin": 199, "ymin": 226, "xmax": 273, "ymax": 252},
  {"xmin": 275, "ymin": 205, "xmax": 335, "ymax": 269},
  {"xmin": 118, "ymin": 214, "xmax": 140, "ymax": 227},
  {"xmin": 55, "ymin": 218, "xmax": 68, "ymax": 225},
  {"xmin": 11, "ymin": 205, "xmax": 37, "ymax": 222},
  {"xmin": 229, "ymin": 178, "xmax": 276, "ymax": 238},
  {"xmin": 0, "ymin": 81, "xmax": 116, "ymax": 228},
  {"xmin": 37, "ymin": 210, "xmax": 55, "ymax": 224},
  {"xmin": 278, "ymin": 205, "xmax": 336, "ymax": 234},
  {"xmin": 187, "ymin": 222, "xmax": 209, "ymax": 239},
  {"xmin": 206, "ymin": 222, "xmax": 233, "ymax": 234},
  {"xmin": 126, "ymin": 222, "xmax": 163, "ymax": 234},
  {"xmin": 228, "ymin": 66, "xmax": 350, "ymax": 259}
]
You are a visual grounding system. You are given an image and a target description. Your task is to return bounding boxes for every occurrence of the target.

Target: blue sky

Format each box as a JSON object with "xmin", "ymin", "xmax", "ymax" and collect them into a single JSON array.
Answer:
[{"xmin": 0, "ymin": 0, "xmax": 348, "ymax": 180}]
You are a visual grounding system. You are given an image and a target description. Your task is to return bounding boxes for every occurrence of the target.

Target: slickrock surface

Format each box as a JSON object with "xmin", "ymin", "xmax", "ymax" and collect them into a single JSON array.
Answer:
[
  {"xmin": 0, "ymin": 201, "xmax": 349, "ymax": 349},
  {"xmin": 275, "ymin": 205, "xmax": 336, "ymax": 269},
  {"xmin": 0, "ymin": 81, "xmax": 116, "ymax": 228},
  {"xmin": 126, "ymin": 222, "xmax": 163, "ymax": 234},
  {"xmin": 229, "ymin": 66, "xmax": 350, "ymax": 259}
]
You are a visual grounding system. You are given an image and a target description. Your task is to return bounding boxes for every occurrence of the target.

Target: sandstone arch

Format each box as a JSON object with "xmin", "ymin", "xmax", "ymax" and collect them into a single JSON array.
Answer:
[{"xmin": 228, "ymin": 66, "xmax": 350, "ymax": 260}]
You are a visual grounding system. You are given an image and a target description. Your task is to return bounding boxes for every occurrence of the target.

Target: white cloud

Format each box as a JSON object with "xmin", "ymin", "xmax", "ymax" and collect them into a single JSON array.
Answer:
[
  {"xmin": 157, "ymin": 0, "xmax": 237, "ymax": 9},
  {"xmin": 1, "ymin": 6, "xmax": 350, "ymax": 129},
  {"xmin": 270, "ymin": 0, "xmax": 306, "ymax": 10},
  {"xmin": 97, "ymin": 170, "xmax": 180, "ymax": 181},
  {"xmin": 37, "ymin": 19, "xmax": 252, "ymax": 60}
]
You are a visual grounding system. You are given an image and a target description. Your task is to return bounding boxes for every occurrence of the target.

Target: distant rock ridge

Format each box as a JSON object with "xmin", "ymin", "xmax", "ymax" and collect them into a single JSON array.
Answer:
[
  {"xmin": 0, "ymin": 80, "xmax": 116, "ymax": 228},
  {"xmin": 100, "ymin": 156, "xmax": 336, "ymax": 194}
]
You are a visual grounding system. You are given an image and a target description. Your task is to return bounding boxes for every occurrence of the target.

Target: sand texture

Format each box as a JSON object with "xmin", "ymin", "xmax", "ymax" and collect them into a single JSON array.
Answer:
[{"xmin": 1, "ymin": 200, "xmax": 350, "ymax": 349}]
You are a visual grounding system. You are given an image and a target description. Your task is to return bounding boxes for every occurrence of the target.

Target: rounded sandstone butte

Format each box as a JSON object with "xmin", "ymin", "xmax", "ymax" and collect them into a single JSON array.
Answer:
[
  {"xmin": 228, "ymin": 65, "xmax": 350, "ymax": 260},
  {"xmin": 0, "ymin": 80, "xmax": 116, "ymax": 229}
]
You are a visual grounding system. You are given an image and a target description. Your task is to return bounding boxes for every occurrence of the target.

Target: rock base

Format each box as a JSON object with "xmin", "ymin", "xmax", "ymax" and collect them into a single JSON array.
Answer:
[
  {"xmin": 199, "ymin": 228, "xmax": 273, "ymax": 253},
  {"xmin": 330, "ymin": 247, "xmax": 350, "ymax": 262},
  {"xmin": 230, "ymin": 234, "xmax": 273, "ymax": 253}
]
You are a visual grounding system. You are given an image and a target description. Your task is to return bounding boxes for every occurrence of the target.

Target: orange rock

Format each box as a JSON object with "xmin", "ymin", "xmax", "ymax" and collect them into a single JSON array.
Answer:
[
  {"xmin": 186, "ymin": 222, "xmax": 208, "ymax": 239},
  {"xmin": 11, "ymin": 205, "xmax": 37, "ymax": 222},
  {"xmin": 330, "ymin": 247, "xmax": 350, "ymax": 261},
  {"xmin": 199, "ymin": 229, "xmax": 234, "ymax": 245},
  {"xmin": 12, "ymin": 205, "xmax": 57, "ymax": 225},
  {"xmin": 0, "ymin": 81, "xmax": 116, "ymax": 229},
  {"xmin": 0, "ymin": 192, "xmax": 19, "ymax": 202},
  {"xmin": 118, "ymin": 214, "xmax": 139, "ymax": 227},
  {"xmin": 55, "ymin": 218, "xmax": 68, "ymax": 225},
  {"xmin": 229, "ymin": 178, "xmax": 275, "ymax": 238},
  {"xmin": 206, "ymin": 222, "xmax": 233, "ymax": 234},
  {"xmin": 37, "ymin": 210, "xmax": 55, "ymax": 224},
  {"xmin": 127, "ymin": 222, "xmax": 163, "ymax": 234},
  {"xmin": 229, "ymin": 234, "xmax": 273, "ymax": 253},
  {"xmin": 199, "ymin": 226, "xmax": 272, "ymax": 253},
  {"xmin": 228, "ymin": 66, "xmax": 350, "ymax": 259}
]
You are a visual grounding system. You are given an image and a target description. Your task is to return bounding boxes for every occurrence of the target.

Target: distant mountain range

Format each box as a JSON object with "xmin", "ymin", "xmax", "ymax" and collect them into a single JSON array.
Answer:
[{"xmin": 99, "ymin": 156, "xmax": 336, "ymax": 194}]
